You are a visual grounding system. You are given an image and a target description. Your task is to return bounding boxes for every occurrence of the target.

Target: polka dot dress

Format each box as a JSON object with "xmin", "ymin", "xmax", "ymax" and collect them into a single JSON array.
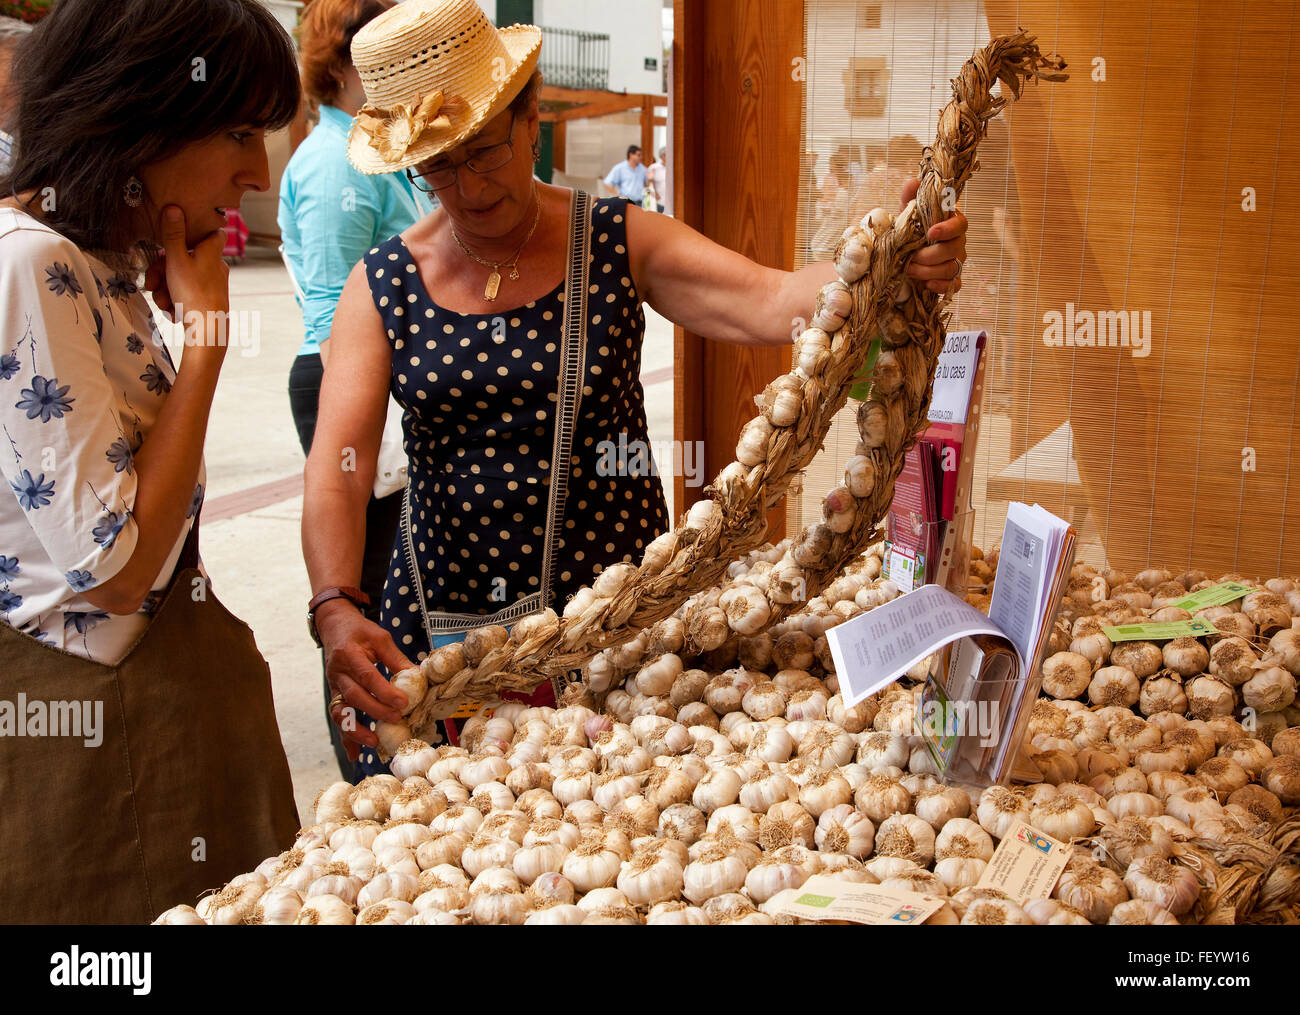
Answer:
[{"xmin": 354, "ymin": 195, "xmax": 669, "ymax": 776}]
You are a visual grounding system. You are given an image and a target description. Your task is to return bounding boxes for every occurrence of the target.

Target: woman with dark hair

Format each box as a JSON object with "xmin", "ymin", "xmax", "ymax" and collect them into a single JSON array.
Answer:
[
  {"xmin": 279, "ymin": 0, "xmax": 433, "ymax": 779},
  {"xmin": 0, "ymin": 0, "xmax": 301, "ymax": 923}
]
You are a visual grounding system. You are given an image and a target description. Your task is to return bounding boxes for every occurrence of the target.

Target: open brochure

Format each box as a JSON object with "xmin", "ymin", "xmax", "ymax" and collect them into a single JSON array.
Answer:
[{"xmin": 826, "ymin": 503, "xmax": 1076, "ymax": 787}]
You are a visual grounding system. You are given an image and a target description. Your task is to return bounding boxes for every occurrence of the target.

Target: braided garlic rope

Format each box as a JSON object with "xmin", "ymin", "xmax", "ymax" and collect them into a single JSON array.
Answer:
[{"xmin": 396, "ymin": 31, "xmax": 1067, "ymax": 744}]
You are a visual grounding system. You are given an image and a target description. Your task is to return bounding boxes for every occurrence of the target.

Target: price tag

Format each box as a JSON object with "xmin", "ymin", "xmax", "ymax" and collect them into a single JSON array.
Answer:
[
  {"xmin": 779, "ymin": 875, "xmax": 948, "ymax": 925},
  {"xmin": 1171, "ymin": 581, "xmax": 1256, "ymax": 612},
  {"xmin": 976, "ymin": 822, "xmax": 1070, "ymax": 904},
  {"xmin": 1103, "ymin": 619, "xmax": 1217, "ymax": 642}
]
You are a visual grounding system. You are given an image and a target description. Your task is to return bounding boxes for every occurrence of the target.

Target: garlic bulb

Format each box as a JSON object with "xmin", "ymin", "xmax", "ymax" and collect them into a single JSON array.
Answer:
[
  {"xmin": 854, "ymin": 772, "xmax": 912, "ymax": 823},
  {"xmin": 1108, "ymin": 899, "xmax": 1181, "ymax": 925},
  {"xmin": 757, "ymin": 800, "xmax": 817, "ymax": 850},
  {"xmin": 857, "ymin": 732, "xmax": 910, "ymax": 771},
  {"xmin": 614, "ymin": 851, "xmax": 685, "ymax": 908},
  {"xmin": 351, "ymin": 775, "xmax": 401, "ymax": 821},
  {"xmin": 1088, "ymin": 666, "xmax": 1140, "ymax": 708},
  {"xmin": 1030, "ymin": 795, "xmax": 1096, "ymax": 841},
  {"xmin": 560, "ymin": 834, "xmax": 622, "ymax": 893},
  {"xmin": 1024, "ymin": 898, "xmax": 1092, "ymax": 926},
  {"xmin": 797, "ymin": 769, "xmax": 852, "ymax": 817},
  {"xmin": 706, "ymin": 803, "xmax": 760, "ymax": 845},
  {"xmin": 739, "ymin": 770, "xmax": 798, "ymax": 813},
  {"xmin": 1262, "ymin": 754, "xmax": 1300, "ymax": 804},
  {"xmin": 814, "ymin": 804, "xmax": 875, "ymax": 858},
  {"xmin": 1162, "ymin": 637, "xmax": 1209, "ymax": 677},
  {"xmin": 1123, "ymin": 856, "xmax": 1198, "ymax": 916},
  {"xmin": 976, "ymin": 786, "xmax": 1030, "ymax": 840},
  {"xmin": 1042, "ymin": 652, "xmax": 1093, "ymax": 700},
  {"xmin": 659, "ymin": 803, "xmax": 708, "ymax": 844},
  {"xmin": 647, "ymin": 900, "xmax": 711, "ymax": 925},
  {"xmin": 874, "ymin": 813, "xmax": 936, "ymax": 867},
  {"xmin": 196, "ymin": 880, "xmax": 263, "ymax": 925},
  {"xmin": 294, "ymin": 894, "xmax": 355, "ymax": 925},
  {"xmin": 1055, "ymin": 860, "xmax": 1128, "ymax": 923},
  {"xmin": 933, "ymin": 857, "xmax": 987, "ymax": 893},
  {"xmin": 692, "ymin": 767, "xmax": 742, "ymax": 814},
  {"xmin": 682, "ymin": 846, "xmax": 749, "ymax": 904},
  {"xmin": 1103, "ymin": 815, "xmax": 1175, "ymax": 867},
  {"xmin": 744, "ymin": 855, "xmax": 810, "ymax": 903},
  {"xmin": 960, "ymin": 898, "xmax": 1033, "ymax": 925},
  {"xmin": 913, "ymin": 784, "xmax": 970, "ymax": 830}
]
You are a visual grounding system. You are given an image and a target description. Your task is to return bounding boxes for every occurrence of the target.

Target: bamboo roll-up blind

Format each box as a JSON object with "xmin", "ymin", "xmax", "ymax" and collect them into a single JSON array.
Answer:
[{"xmin": 794, "ymin": 0, "xmax": 1300, "ymax": 577}]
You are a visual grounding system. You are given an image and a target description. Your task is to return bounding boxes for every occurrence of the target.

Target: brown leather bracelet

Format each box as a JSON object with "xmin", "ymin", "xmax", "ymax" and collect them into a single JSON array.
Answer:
[
  {"xmin": 308, "ymin": 586, "xmax": 371, "ymax": 614},
  {"xmin": 307, "ymin": 586, "xmax": 371, "ymax": 648}
]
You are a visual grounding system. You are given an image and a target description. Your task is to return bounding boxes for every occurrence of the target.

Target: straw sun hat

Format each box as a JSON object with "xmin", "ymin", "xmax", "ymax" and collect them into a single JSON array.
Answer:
[{"xmin": 347, "ymin": 0, "xmax": 542, "ymax": 175}]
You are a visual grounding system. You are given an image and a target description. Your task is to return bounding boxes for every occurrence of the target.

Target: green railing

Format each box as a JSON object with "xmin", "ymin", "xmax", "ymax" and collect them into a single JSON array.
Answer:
[{"xmin": 539, "ymin": 25, "xmax": 610, "ymax": 92}]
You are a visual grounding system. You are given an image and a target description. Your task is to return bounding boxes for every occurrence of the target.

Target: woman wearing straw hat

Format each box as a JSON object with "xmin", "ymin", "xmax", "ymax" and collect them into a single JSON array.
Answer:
[{"xmin": 301, "ymin": 0, "xmax": 967, "ymax": 772}]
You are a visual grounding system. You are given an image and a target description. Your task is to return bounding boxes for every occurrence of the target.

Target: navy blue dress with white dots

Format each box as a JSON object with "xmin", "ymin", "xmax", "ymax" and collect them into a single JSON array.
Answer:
[{"xmin": 354, "ymin": 194, "xmax": 669, "ymax": 775}]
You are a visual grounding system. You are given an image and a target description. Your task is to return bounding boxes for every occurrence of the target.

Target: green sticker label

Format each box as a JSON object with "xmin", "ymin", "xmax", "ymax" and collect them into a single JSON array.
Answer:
[
  {"xmin": 848, "ymin": 338, "xmax": 882, "ymax": 402},
  {"xmin": 795, "ymin": 893, "xmax": 835, "ymax": 908},
  {"xmin": 1171, "ymin": 581, "xmax": 1256, "ymax": 612},
  {"xmin": 1103, "ymin": 619, "xmax": 1217, "ymax": 642}
]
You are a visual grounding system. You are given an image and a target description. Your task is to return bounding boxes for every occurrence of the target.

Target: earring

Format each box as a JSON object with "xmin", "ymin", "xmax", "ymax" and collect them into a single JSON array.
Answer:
[
  {"xmin": 531, "ymin": 143, "xmax": 541, "ymax": 162},
  {"xmin": 123, "ymin": 176, "xmax": 143, "ymax": 208}
]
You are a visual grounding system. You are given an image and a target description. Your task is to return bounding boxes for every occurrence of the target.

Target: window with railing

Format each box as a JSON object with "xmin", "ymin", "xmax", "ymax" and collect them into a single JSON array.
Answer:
[{"xmin": 538, "ymin": 25, "xmax": 610, "ymax": 91}]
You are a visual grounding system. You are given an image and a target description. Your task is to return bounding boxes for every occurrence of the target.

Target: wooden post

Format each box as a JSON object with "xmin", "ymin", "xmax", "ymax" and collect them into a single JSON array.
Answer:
[
  {"xmin": 672, "ymin": 0, "xmax": 804, "ymax": 537},
  {"xmin": 640, "ymin": 99, "xmax": 655, "ymax": 167}
]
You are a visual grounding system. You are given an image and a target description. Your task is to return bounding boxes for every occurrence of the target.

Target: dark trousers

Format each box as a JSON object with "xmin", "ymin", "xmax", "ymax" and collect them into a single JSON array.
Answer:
[{"xmin": 288, "ymin": 353, "xmax": 402, "ymax": 782}]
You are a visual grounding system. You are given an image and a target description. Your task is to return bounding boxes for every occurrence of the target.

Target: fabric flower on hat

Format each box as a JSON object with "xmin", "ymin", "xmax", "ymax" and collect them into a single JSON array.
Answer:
[{"xmin": 357, "ymin": 89, "xmax": 470, "ymax": 163}]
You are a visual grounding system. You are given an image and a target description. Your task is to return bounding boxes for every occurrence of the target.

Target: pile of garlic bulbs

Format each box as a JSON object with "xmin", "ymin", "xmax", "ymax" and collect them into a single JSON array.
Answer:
[{"xmin": 157, "ymin": 552, "xmax": 1300, "ymax": 926}]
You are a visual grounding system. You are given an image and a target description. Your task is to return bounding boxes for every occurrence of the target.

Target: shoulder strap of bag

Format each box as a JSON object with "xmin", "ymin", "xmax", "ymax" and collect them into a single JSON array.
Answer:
[{"xmin": 539, "ymin": 189, "xmax": 591, "ymax": 602}]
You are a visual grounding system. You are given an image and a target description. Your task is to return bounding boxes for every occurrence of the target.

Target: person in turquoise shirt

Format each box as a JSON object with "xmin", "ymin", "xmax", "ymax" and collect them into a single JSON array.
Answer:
[{"xmin": 278, "ymin": 0, "xmax": 433, "ymax": 780}]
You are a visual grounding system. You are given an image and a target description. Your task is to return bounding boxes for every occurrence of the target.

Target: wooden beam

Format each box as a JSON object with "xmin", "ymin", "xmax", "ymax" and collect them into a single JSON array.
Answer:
[
  {"xmin": 550, "ymin": 97, "xmax": 647, "ymax": 123},
  {"xmin": 673, "ymin": 0, "xmax": 803, "ymax": 539},
  {"xmin": 640, "ymin": 102, "xmax": 655, "ymax": 166}
]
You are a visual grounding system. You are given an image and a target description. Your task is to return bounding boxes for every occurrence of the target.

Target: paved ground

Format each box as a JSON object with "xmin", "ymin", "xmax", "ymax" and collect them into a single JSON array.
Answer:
[{"xmin": 205, "ymin": 247, "xmax": 676, "ymax": 822}]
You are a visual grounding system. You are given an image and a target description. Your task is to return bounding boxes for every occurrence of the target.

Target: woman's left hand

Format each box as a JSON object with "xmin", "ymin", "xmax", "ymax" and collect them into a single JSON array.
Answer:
[{"xmin": 899, "ymin": 177, "xmax": 967, "ymax": 296}]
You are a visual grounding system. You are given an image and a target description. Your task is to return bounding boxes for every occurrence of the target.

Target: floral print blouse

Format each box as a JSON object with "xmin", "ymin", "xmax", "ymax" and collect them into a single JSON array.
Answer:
[{"xmin": 0, "ymin": 207, "xmax": 203, "ymax": 662}]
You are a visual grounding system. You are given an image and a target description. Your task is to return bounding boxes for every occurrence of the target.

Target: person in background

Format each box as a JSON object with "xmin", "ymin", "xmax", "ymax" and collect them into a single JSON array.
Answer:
[
  {"xmin": 603, "ymin": 143, "xmax": 646, "ymax": 202},
  {"xmin": 279, "ymin": 0, "xmax": 434, "ymax": 778},
  {"xmin": 0, "ymin": 16, "xmax": 32, "ymax": 174},
  {"xmin": 645, "ymin": 146, "xmax": 667, "ymax": 213}
]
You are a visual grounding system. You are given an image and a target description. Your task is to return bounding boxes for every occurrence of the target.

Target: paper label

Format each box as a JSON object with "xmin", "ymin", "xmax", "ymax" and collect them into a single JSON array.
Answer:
[
  {"xmin": 1103, "ymin": 619, "xmax": 1217, "ymax": 642},
  {"xmin": 916, "ymin": 674, "xmax": 960, "ymax": 768},
  {"xmin": 976, "ymin": 822, "xmax": 1071, "ymax": 904},
  {"xmin": 927, "ymin": 330, "xmax": 984, "ymax": 424},
  {"xmin": 825, "ymin": 584, "xmax": 1009, "ymax": 708},
  {"xmin": 779, "ymin": 875, "xmax": 948, "ymax": 925},
  {"xmin": 1171, "ymin": 581, "xmax": 1256, "ymax": 612},
  {"xmin": 883, "ymin": 541, "xmax": 923, "ymax": 594}
]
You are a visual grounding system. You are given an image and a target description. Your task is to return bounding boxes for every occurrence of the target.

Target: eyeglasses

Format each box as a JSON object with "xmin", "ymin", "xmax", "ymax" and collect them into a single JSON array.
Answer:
[{"xmin": 406, "ymin": 116, "xmax": 517, "ymax": 193}]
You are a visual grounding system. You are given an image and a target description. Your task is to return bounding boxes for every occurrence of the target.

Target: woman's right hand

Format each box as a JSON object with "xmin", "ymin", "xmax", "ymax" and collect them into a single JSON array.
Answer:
[
  {"xmin": 316, "ymin": 599, "xmax": 415, "ymax": 756},
  {"xmin": 155, "ymin": 205, "xmax": 231, "ymax": 336}
]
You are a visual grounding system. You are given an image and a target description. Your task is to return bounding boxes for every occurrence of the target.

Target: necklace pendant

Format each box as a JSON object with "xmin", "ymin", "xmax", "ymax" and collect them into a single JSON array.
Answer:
[
  {"xmin": 484, "ymin": 270, "xmax": 501, "ymax": 301},
  {"xmin": 508, "ymin": 267, "xmax": 521, "ymax": 281}
]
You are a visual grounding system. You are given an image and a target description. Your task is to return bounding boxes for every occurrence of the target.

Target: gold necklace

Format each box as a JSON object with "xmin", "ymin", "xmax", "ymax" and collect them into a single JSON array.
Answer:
[{"xmin": 450, "ymin": 187, "xmax": 543, "ymax": 301}]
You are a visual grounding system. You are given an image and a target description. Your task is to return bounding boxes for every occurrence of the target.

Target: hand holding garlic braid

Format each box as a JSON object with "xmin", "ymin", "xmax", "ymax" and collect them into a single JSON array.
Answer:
[{"xmin": 372, "ymin": 31, "xmax": 1068, "ymax": 749}]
